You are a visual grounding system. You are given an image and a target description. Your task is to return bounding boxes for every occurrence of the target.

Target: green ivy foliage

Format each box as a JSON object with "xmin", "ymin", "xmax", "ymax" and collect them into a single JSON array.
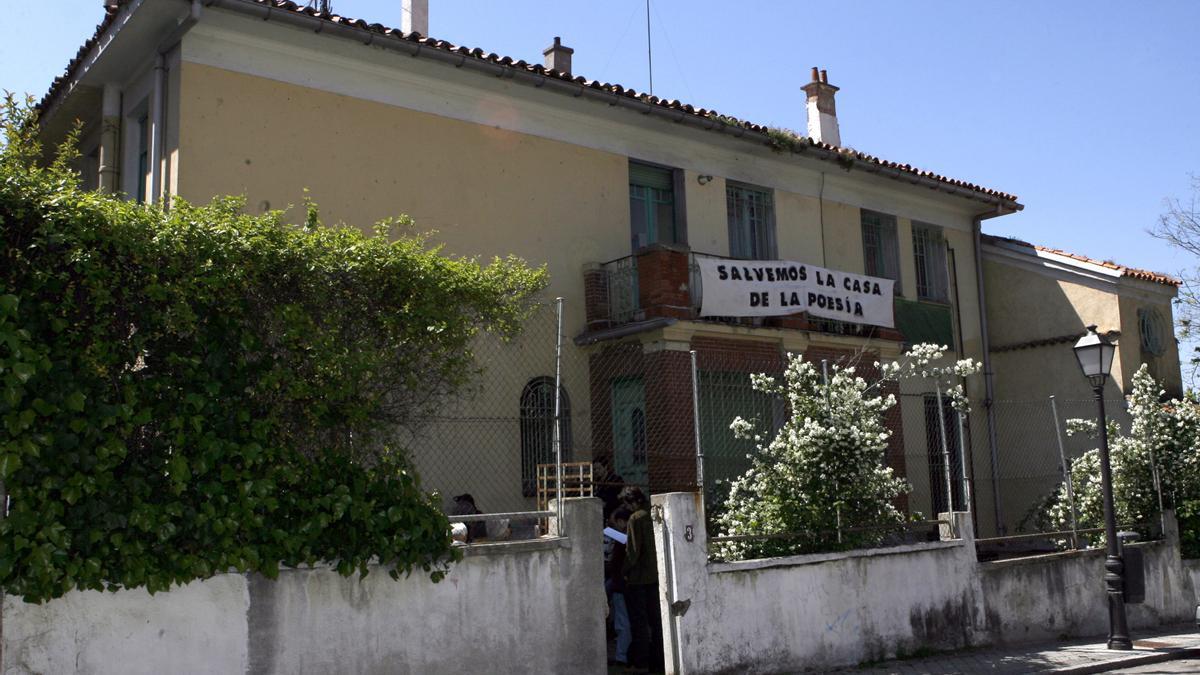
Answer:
[{"xmin": 0, "ymin": 97, "xmax": 547, "ymax": 602}]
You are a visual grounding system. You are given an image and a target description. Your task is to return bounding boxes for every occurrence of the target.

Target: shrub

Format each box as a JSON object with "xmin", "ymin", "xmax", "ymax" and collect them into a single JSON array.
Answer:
[
  {"xmin": 0, "ymin": 97, "xmax": 546, "ymax": 602},
  {"xmin": 1039, "ymin": 365, "xmax": 1200, "ymax": 553},
  {"xmin": 713, "ymin": 344, "xmax": 979, "ymax": 561}
]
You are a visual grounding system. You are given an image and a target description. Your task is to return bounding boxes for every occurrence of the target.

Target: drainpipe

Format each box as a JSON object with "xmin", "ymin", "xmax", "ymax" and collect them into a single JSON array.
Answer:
[
  {"xmin": 148, "ymin": 54, "xmax": 165, "ymax": 203},
  {"xmin": 973, "ymin": 207, "xmax": 1009, "ymax": 535}
]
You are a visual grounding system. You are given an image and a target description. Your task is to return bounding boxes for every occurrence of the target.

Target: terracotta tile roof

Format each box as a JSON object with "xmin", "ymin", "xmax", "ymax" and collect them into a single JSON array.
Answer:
[
  {"xmin": 982, "ymin": 234, "xmax": 1180, "ymax": 287},
  {"xmin": 42, "ymin": 0, "xmax": 1020, "ymax": 206}
]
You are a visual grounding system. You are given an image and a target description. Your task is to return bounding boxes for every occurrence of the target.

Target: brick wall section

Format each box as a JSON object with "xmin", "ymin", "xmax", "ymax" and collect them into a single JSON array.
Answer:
[
  {"xmin": 636, "ymin": 247, "xmax": 692, "ymax": 320},
  {"xmin": 645, "ymin": 349, "xmax": 698, "ymax": 493},
  {"xmin": 691, "ymin": 336, "xmax": 785, "ymax": 374},
  {"xmin": 582, "ymin": 265, "xmax": 611, "ymax": 330}
]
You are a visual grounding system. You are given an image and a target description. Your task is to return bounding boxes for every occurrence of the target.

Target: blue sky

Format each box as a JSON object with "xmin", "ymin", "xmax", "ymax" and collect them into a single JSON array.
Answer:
[{"xmin": 4, "ymin": 0, "xmax": 1199, "ymax": 279}]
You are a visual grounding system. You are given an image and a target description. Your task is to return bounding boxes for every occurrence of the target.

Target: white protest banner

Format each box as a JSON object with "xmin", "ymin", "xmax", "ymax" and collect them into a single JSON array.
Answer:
[{"xmin": 696, "ymin": 257, "xmax": 895, "ymax": 328}]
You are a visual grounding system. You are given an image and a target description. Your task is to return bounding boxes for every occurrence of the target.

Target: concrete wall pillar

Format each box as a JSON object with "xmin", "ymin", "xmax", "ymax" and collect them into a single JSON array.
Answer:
[{"xmin": 652, "ymin": 491, "xmax": 709, "ymax": 675}]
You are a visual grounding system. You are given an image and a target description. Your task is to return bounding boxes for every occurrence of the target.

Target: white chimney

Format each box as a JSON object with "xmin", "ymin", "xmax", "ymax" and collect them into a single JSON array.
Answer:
[
  {"xmin": 402, "ymin": 0, "xmax": 429, "ymax": 35},
  {"xmin": 543, "ymin": 37, "xmax": 574, "ymax": 75},
  {"xmin": 802, "ymin": 67, "xmax": 841, "ymax": 146}
]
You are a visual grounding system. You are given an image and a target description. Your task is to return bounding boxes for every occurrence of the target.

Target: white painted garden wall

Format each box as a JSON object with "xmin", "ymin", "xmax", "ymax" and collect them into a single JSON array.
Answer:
[
  {"xmin": 653, "ymin": 492, "xmax": 1196, "ymax": 674},
  {"xmin": 1, "ymin": 498, "xmax": 605, "ymax": 675}
]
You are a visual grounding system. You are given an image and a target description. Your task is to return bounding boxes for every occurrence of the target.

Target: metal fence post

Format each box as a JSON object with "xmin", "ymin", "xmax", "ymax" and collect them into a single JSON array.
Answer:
[
  {"xmin": 935, "ymin": 382, "xmax": 954, "ymax": 513},
  {"xmin": 821, "ymin": 360, "xmax": 843, "ymax": 543},
  {"xmin": 1049, "ymin": 395, "xmax": 1079, "ymax": 549},
  {"xmin": 690, "ymin": 350, "xmax": 704, "ymax": 523},
  {"xmin": 1143, "ymin": 407, "xmax": 1166, "ymax": 536},
  {"xmin": 553, "ymin": 297, "xmax": 565, "ymax": 536},
  {"xmin": 956, "ymin": 411, "xmax": 972, "ymax": 512}
]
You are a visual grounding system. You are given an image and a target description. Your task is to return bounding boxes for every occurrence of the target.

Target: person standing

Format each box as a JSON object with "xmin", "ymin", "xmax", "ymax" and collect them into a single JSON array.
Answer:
[
  {"xmin": 605, "ymin": 507, "xmax": 633, "ymax": 668},
  {"xmin": 620, "ymin": 487, "xmax": 663, "ymax": 673}
]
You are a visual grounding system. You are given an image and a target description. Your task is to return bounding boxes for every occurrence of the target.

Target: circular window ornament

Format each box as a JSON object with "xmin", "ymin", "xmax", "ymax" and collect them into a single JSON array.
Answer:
[{"xmin": 1139, "ymin": 309, "xmax": 1166, "ymax": 356}]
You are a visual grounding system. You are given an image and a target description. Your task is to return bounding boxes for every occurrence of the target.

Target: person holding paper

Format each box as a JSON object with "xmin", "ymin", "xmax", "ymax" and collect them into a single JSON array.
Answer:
[{"xmin": 604, "ymin": 507, "xmax": 632, "ymax": 668}]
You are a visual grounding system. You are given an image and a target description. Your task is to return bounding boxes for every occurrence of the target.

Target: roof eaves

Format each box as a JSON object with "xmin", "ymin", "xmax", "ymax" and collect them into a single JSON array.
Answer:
[
  {"xmin": 982, "ymin": 234, "xmax": 1180, "ymax": 287},
  {"xmin": 42, "ymin": 0, "xmax": 1022, "ymax": 208}
]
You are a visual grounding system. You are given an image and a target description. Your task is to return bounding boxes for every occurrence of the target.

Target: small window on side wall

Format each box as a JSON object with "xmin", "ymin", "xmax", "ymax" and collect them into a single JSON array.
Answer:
[
  {"xmin": 519, "ymin": 377, "xmax": 572, "ymax": 497},
  {"xmin": 629, "ymin": 161, "xmax": 683, "ymax": 251},
  {"xmin": 861, "ymin": 210, "xmax": 901, "ymax": 294},
  {"xmin": 726, "ymin": 182, "xmax": 776, "ymax": 259},
  {"xmin": 1139, "ymin": 308, "xmax": 1166, "ymax": 356}
]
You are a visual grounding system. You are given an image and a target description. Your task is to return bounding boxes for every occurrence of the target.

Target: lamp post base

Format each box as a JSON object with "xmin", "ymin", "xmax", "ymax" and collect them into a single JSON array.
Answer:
[{"xmin": 1106, "ymin": 554, "xmax": 1133, "ymax": 650}]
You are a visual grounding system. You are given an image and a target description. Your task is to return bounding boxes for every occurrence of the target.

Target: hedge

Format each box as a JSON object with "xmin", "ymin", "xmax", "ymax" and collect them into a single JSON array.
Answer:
[{"xmin": 0, "ymin": 97, "xmax": 546, "ymax": 602}]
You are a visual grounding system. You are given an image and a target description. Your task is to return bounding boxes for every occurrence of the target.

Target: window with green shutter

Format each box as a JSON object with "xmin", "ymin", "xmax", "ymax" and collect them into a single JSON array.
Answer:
[{"xmin": 629, "ymin": 161, "xmax": 680, "ymax": 251}]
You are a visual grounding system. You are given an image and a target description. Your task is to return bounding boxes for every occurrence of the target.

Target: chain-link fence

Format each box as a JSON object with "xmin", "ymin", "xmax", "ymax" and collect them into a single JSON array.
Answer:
[
  {"xmin": 400, "ymin": 297, "xmax": 1156, "ymax": 557},
  {"xmin": 694, "ymin": 345, "xmax": 964, "ymax": 559},
  {"xmin": 976, "ymin": 396, "xmax": 1162, "ymax": 559},
  {"xmin": 398, "ymin": 301, "xmax": 566, "ymax": 541}
]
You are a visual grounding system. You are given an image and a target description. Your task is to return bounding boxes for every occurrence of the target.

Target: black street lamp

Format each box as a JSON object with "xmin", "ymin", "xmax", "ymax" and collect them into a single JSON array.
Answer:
[{"xmin": 1072, "ymin": 324, "xmax": 1132, "ymax": 650}]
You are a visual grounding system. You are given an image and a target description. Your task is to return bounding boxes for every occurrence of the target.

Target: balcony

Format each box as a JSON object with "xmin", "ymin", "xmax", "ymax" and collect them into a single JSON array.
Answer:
[{"xmin": 583, "ymin": 244, "xmax": 938, "ymax": 344}]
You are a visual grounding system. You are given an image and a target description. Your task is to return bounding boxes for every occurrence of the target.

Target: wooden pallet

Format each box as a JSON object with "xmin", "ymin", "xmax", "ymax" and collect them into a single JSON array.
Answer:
[{"xmin": 536, "ymin": 461, "xmax": 593, "ymax": 532}]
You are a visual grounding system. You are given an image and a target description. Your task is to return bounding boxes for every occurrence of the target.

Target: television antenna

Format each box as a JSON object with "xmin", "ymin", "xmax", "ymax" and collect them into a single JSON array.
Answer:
[{"xmin": 307, "ymin": 0, "xmax": 333, "ymax": 14}]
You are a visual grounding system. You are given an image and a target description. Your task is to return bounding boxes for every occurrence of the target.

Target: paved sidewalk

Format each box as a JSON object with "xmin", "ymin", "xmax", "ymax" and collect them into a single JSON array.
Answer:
[{"xmin": 834, "ymin": 626, "xmax": 1200, "ymax": 674}]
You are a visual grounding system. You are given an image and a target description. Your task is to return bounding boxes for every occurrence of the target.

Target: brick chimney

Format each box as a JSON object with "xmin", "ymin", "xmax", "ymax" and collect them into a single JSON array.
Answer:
[
  {"xmin": 402, "ymin": 0, "xmax": 429, "ymax": 35},
  {"xmin": 543, "ymin": 36, "xmax": 574, "ymax": 75},
  {"xmin": 802, "ymin": 67, "xmax": 841, "ymax": 146}
]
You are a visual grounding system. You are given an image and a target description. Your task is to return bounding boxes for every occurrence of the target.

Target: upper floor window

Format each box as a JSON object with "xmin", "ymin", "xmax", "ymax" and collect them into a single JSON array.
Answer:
[
  {"xmin": 629, "ymin": 161, "xmax": 682, "ymax": 251},
  {"xmin": 861, "ymin": 210, "xmax": 901, "ymax": 293},
  {"xmin": 726, "ymin": 183, "xmax": 776, "ymax": 259},
  {"xmin": 913, "ymin": 222, "xmax": 950, "ymax": 303}
]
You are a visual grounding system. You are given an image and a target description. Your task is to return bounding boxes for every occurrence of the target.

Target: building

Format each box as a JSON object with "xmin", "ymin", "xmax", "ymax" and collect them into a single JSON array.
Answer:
[
  {"xmin": 39, "ymin": 0, "xmax": 1107, "ymax": 536},
  {"xmin": 982, "ymin": 234, "xmax": 1181, "ymax": 400},
  {"xmin": 980, "ymin": 234, "xmax": 1181, "ymax": 532}
]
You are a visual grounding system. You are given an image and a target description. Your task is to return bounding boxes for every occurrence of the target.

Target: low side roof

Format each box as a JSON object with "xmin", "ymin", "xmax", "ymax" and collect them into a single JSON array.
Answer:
[{"xmin": 982, "ymin": 233, "xmax": 1179, "ymax": 287}]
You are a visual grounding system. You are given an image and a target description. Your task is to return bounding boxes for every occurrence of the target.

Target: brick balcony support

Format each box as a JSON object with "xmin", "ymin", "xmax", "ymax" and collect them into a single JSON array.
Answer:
[
  {"xmin": 636, "ymin": 246, "xmax": 692, "ymax": 320},
  {"xmin": 582, "ymin": 262, "xmax": 611, "ymax": 331}
]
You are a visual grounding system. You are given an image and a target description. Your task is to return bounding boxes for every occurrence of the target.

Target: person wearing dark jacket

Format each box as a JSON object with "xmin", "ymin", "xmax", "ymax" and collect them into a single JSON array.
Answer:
[
  {"xmin": 604, "ymin": 507, "xmax": 632, "ymax": 667},
  {"xmin": 620, "ymin": 487, "xmax": 663, "ymax": 673}
]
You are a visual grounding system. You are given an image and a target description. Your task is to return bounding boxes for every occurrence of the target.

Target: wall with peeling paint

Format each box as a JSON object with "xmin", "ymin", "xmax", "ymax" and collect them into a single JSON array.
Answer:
[
  {"xmin": 1, "ymin": 498, "xmax": 604, "ymax": 675},
  {"xmin": 653, "ymin": 492, "xmax": 1196, "ymax": 674}
]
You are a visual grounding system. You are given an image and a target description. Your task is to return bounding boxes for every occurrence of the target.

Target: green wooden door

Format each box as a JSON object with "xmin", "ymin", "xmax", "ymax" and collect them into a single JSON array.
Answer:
[{"xmin": 612, "ymin": 377, "xmax": 648, "ymax": 487}]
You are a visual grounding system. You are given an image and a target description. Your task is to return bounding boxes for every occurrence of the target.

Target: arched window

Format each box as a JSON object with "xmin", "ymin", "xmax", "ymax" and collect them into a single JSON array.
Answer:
[
  {"xmin": 520, "ymin": 377, "xmax": 572, "ymax": 497},
  {"xmin": 631, "ymin": 408, "xmax": 647, "ymax": 465}
]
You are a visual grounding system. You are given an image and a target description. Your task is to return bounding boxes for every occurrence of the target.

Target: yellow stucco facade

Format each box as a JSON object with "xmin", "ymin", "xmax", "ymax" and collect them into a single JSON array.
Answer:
[{"xmin": 43, "ymin": 6, "xmax": 1033, "ymax": 532}]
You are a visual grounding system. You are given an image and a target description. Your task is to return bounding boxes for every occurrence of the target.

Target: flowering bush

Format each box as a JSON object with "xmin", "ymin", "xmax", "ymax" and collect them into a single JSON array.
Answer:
[
  {"xmin": 713, "ymin": 344, "xmax": 979, "ymax": 561},
  {"xmin": 1039, "ymin": 365, "xmax": 1200, "ymax": 552}
]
